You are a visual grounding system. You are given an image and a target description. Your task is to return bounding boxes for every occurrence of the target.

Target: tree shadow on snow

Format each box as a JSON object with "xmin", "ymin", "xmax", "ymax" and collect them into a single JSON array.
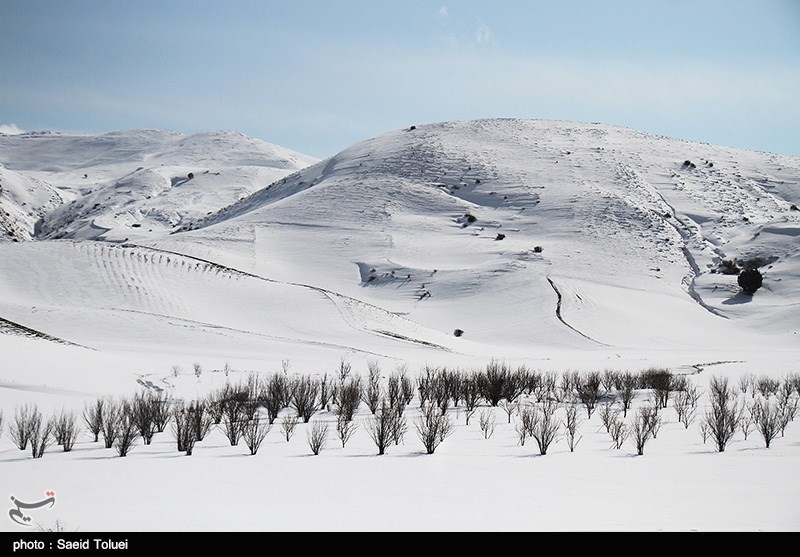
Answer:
[{"xmin": 721, "ymin": 292, "xmax": 753, "ymax": 305}]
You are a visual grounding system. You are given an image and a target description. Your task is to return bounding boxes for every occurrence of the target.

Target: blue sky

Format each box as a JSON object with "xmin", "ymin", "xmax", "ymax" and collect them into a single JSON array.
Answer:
[{"xmin": 1, "ymin": 0, "xmax": 798, "ymax": 158}]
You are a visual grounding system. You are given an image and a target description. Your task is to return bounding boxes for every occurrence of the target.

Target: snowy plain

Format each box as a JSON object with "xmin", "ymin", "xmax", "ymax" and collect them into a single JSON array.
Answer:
[{"xmin": 0, "ymin": 119, "xmax": 798, "ymax": 532}]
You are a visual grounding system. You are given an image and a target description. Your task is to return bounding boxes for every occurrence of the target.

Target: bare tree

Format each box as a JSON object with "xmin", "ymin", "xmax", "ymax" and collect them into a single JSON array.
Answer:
[
  {"xmin": 362, "ymin": 360, "xmax": 382, "ymax": 414},
  {"xmin": 754, "ymin": 398, "xmax": 782, "ymax": 448},
  {"xmin": 460, "ymin": 371, "xmax": 482, "ymax": 425},
  {"xmin": 242, "ymin": 413, "xmax": 272, "ymax": 455},
  {"xmin": 630, "ymin": 404, "xmax": 659, "ymax": 455},
  {"xmin": 575, "ymin": 371, "xmax": 604, "ymax": 419},
  {"xmin": 281, "ymin": 414, "xmax": 300, "ymax": 442},
  {"xmin": 499, "ymin": 399, "xmax": 519, "ymax": 424},
  {"xmin": 617, "ymin": 372, "xmax": 637, "ymax": 417},
  {"xmin": 703, "ymin": 376, "xmax": 742, "ymax": 452},
  {"xmin": 262, "ymin": 372, "xmax": 291, "ymax": 425},
  {"xmin": 114, "ymin": 402, "xmax": 138, "ymax": 457},
  {"xmin": 415, "ymin": 403, "xmax": 453, "ymax": 454},
  {"xmin": 608, "ymin": 414, "xmax": 628, "ymax": 449},
  {"xmin": 641, "ymin": 368, "xmax": 673, "ymax": 409},
  {"xmin": 739, "ymin": 399, "xmax": 756, "ymax": 440},
  {"xmin": 563, "ymin": 404, "xmax": 582, "ymax": 452},
  {"xmin": 318, "ymin": 373, "xmax": 334, "ymax": 412},
  {"xmin": 307, "ymin": 419, "xmax": 329, "ymax": 455},
  {"xmin": 30, "ymin": 412, "xmax": 55, "ymax": 459},
  {"xmin": 738, "ymin": 373, "xmax": 755, "ymax": 396},
  {"xmin": 390, "ymin": 400, "xmax": 408, "ymax": 445},
  {"xmin": 82, "ymin": 398, "xmax": 105, "ymax": 442},
  {"xmin": 291, "ymin": 374, "xmax": 320, "ymax": 423},
  {"xmin": 9, "ymin": 404, "xmax": 37, "ymax": 450},
  {"xmin": 100, "ymin": 400, "xmax": 121, "ymax": 449},
  {"xmin": 515, "ymin": 405, "xmax": 534, "ymax": 446},
  {"xmin": 365, "ymin": 399, "xmax": 394, "ymax": 455},
  {"xmin": 756, "ymin": 375, "xmax": 780, "ymax": 399},
  {"xmin": 53, "ymin": 409, "xmax": 81, "ymax": 452},
  {"xmin": 673, "ymin": 379, "xmax": 700, "ymax": 429},
  {"xmin": 131, "ymin": 391, "xmax": 156, "ymax": 445},
  {"xmin": 335, "ymin": 376, "xmax": 363, "ymax": 422},
  {"xmin": 478, "ymin": 409, "xmax": 496, "ymax": 439},
  {"xmin": 598, "ymin": 402, "xmax": 620, "ymax": 433},
  {"xmin": 172, "ymin": 404, "xmax": 197, "ymax": 455},
  {"xmin": 335, "ymin": 411, "xmax": 358, "ymax": 448},
  {"xmin": 530, "ymin": 400, "xmax": 560, "ymax": 455}
]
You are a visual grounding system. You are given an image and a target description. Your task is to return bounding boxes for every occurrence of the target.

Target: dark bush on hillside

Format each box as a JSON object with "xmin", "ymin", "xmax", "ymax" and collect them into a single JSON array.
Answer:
[{"xmin": 738, "ymin": 268, "xmax": 763, "ymax": 295}]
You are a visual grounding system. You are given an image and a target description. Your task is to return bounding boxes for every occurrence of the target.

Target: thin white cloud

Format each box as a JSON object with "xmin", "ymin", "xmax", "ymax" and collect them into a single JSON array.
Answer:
[
  {"xmin": 438, "ymin": 5, "xmax": 449, "ymax": 18},
  {"xmin": 475, "ymin": 21, "xmax": 493, "ymax": 44}
]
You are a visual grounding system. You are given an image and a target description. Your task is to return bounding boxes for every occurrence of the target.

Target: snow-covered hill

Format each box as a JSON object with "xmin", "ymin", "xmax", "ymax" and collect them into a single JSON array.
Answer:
[
  {"xmin": 0, "ymin": 129, "xmax": 318, "ymax": 242},
  {"xmin": 1, "ymin": 119, "xmax": 799, "ymax": 534},
  {"xmin": 0, "ymin": 119, "xmax": 798, "ymax": 399}
]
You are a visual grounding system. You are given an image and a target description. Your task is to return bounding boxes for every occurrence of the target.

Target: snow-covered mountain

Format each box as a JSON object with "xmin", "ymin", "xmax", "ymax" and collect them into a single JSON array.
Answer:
[
  {"xmin": 0, "ymin": 129, "xmax": 318, "ymax": 242},
  {"xmin": 0, "ymin": 119, "xmax": 798, "ymax": 398},
  {"xmin": 2, "ymin": 119, "xmax": 799, "ymax": 533}
]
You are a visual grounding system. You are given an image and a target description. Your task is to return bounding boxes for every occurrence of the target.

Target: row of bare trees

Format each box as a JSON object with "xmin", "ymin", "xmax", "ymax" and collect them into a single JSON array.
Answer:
[{"xmin": 3, "ymin": 362, "xmax": 797, "ymax": 459}]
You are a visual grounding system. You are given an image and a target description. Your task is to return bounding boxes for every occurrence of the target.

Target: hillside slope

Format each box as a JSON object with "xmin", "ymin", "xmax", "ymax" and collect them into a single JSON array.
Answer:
[
  {"xmin": 0, "ymin": 129, "xmax": 318, "ymax": 242},
  {"xmin": 0, "ymin": 119, "xmax": 798, "ymax": 401}
]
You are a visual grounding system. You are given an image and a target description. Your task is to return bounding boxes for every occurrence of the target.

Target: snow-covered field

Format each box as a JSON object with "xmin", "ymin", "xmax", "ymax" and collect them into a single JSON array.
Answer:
[{"xmin": 0, "ymin": 120, "xmax": 798, "ymax": 532}]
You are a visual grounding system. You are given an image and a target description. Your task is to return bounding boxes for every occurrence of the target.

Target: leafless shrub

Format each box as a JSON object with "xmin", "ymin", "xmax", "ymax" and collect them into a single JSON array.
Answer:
[
  {"xmin": 318, "ymin": 373, "xmax": 334, "ymax": 412},
  {"xmin": 415, "ymin": 403, "xmax": 453, "ymax": 454},
  {"xmin": 498, "ymin": 399, "xmax": 518, "ymax": 424},
  {"xmin": 390, "ymin": 400, "xmax": 408, "ymax": 445},
  {"xmin": 617, "ymin": 372, "xmax": 637, "ymax": 417},
  {"xmin": 53, "ymin": 409, "xmax": 81, "ymax": 452},
  {"xmin": 281, "ymin": 414, "xmax": 300, "ymax": 442},
  {"xmin": 478, "ymin": 409, "xmax": 496, "ymax": 439},
  {"xmin": 479, "ymin": 359, "xmax": 522, "ymax": 407},
  {"xmin": 365, "ymin": 399, "xmax": 395, "ymax": 455},
  {"xmin": 531, "ymin": 371, "xmax": 550, "ymax": 403},
  {"xmin": 444, "ymin": 368, "xmax": 464, "ymax": 409},
  {"xmin": 336, "ymin": 411, "xmax": 358, "ymax": 448},
  {"xmin": 608, "ymin": 414, "xmax": 628, "ymax": 449},
  {"xmin": 262, "ymin": 372, "xmax": 292, "ymax": 424},
  {"xmin": 291, "ymin": 374, "xmax": 320, "ymax": 423},
  {"xmin": 630, "ymin": 403, "xmax": 660, "ymax": 455},
  {"xmin": 30, "ymin": 413, "xmax": 55, "ymax": 459},
  {"xmin": 563, "ymin": 404, "xmax": 583, "ymax": 452},
  {"xmin": 113, "ymin": 402, "xmax": 138, "ymax": 457},
  {"xmin": 307, "ymin": 419, "xmax": 330, "ymax": 455},
  {"xmin": 193, "ymin": 362, "xmax": 202, "ymax": 378},
  {"xmin": 172, "ymin": 403, "xmax": 197, "ymax": 455},
  {"xmin": 335, "ymin": 376, "xmax": 363, "ymax": 422},
  {"xmin": 738, "ymin": 373, "xmax": 755, "ymax": 396},
  {"xmin": 640, "ymin": 367, "xmax": 673, "ymax": 408},
  {"xmin": 131, "ymin": 391, "xmax": 156, "ymax": 445},
  {"xmin": 576, "ymin": 371, "xmax": 604, "ymax": 418},
  {"xmin": 362, "ymin": 360, "xmax": 382, "ymax": 414},
  {"xmin": 150, "ymin": 393, "xmax": 172, "ymax": 433},
  {"xmin": 101, "ymin": 400, "xmax": 121, "ymax": 449},
  {"xmin": 602, "ymin": 370, "xmax": 619, "ymax": 393},
  {"xmin": 530, "ymin": 400, "xmax": 560, "ymax": 455},
  {"xmin": 740, "ymin": 399, "xmax": 756, "ymax": 440},
  {"xmin": 10, "ymin": 403, "xmax": 37, "ymax": 450},
  {"xmin": 82, "ymin": 398, "xmax": 105, "ymax": 442},
  {"xmin": 756, "ymin": 375, "xmax": 780, "ymax": 399},
  {"xmin": 242, "ymin": 413, "xmax": 272, "ymax": 455},
  {"xmin": 673, "ymin": 379, "xmax": 700, "ymax": 429},
  {"xmin": 460, "ymin": 370, "xmax": 481, "ymax": 425},
  {"xmin": 703, "ymin": 376, "xmax": 742, "ymax": 452},
  {"xmin": 754, "ymin": 398, "xmax": 782, "ymax": 448},
  {"xmin": 515, "ymin": 405, "xmax": 534, "ymax": 446},
  {"xmin": 598, "ymin": 402, "xmax": 620, "ymax": 433}
]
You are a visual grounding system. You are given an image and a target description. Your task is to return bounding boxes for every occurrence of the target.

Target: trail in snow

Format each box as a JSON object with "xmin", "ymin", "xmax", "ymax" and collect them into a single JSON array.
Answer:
[{"xmin": 545, "ymin": 277, "xmax": 606, "ymax": 345}]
